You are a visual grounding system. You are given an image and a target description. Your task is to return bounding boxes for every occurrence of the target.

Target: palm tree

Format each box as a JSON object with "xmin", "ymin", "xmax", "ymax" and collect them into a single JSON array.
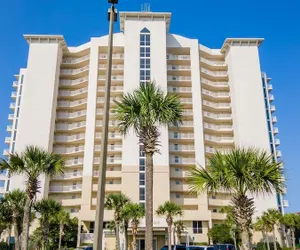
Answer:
[
  {"xmin": 0, "ymin": 145, "xmax": 65, "ymax": 250},
  {"xmin": 0, "ymin": 190, "xmax": 26, "ymax": 250},
  {"xmin": 55, "ymin": 210, "xmax": 70, "ymax": 250},
  {"xmin": 188, "ymin": 148, "xmax": 285, "ymax": 250},
  {"xmin": 174, "ymin": 221, "xmax": 185, "ymax": 245},
  {"xmin": 281, "ymin": 214, "xmax": 300, "ymax": 250},
  {"xmin": 254, "ymin": 216, "xmax": 272, "ymax": 250},
  {"xmin": 263, "ymin": 209, "xmax": 282, "ymax": 250},
  {"xmin": 34, "ymin": 198, "xmax": 62, "ymax": 250},
  {"xmin": 122, "ymin": 203, "xmax": 145, "ymax": 250},
  {"xmin": 104, "ymin": 193, "xmax": 130, "ymax": 250},
  {"xmin": 115, "ymin": 82, "xmax": 183, "ymax": 250},
  {"xmin": 156, "ymin": 201, "xmax": 183, "ymax": 250}
]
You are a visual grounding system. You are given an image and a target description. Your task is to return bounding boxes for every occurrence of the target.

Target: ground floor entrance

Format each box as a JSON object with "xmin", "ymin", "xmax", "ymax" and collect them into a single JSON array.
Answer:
[{"xmin": 137, "ymin": 239, "xmax": 158, "ymax": 250}]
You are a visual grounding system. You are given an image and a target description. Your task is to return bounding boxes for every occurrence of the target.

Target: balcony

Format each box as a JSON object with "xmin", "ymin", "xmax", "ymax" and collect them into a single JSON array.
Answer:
[
  {"xmin": 169, "ymin": 132, "xmax": 194, "ymax": 140},
  {"xmin": 95, "ymin": 120, "xmax": 119, "ymax": 128},
  {"xmin": 99, "ymin": 53, "xmax": 124, "ymax": 60},
  {"xmin": 201, "ymin": 68, "xmax": 228, "ymax": 78},
  {"xmin": 10, "ymin": 103, "xmax": 16, "ymax": 110},
  {"xmin": 13, "ymin": 81, "xmax": 18, "ymax": 88},
  {"xmin": 208, "ymin": 199, "xmax": 230, "ymax": 207},
  {"xmin": 94, "ymin": 170, "xmax": 121, "ymax": 178},
  {"xmin": 202, "ymin": 89, "xmax": 230, "ymax": 99},
  {"xmin": 97, "ymin": 86, "xmax": 123, "ymax": 93},
  {"xmin": 269, "ymin": 94, "xmax": 274, "ymax": 102},
  {"xmin": 267, "ymin": 84, "xmax": 273, "ymax": 91},
  {"xmin": 282, "ymin": 200, "xmax": 289, "ymax": 208},
  {"xmin": 49, "ymin": 184, "xmax": 82, "ymax": 193},
  {"xmin": 54, "ymin": 133, "xmax": 85, "ymax": 143},
  {"xmin": 60, "ymin": 198, "xmax": 82, "ymax": 207},
  {"xmin": 270, "ymin": 105, "xmax": 276, "ymax": 113},
  {"xmin": 169, "ymin": 145, "xmax": 195, "ymax": 152},
  {"xmin": 201, "ymin": 79, "xmax": 229, "ymax": 88},
  {"xmin": 3, "ymin": 149, "xmax": 9, "ymax": 156},
  {"xmin": 60, "ymin": 76, "xmax": 89, "ymax": 87},
  {"xmin": 272, "ymin": 116, "xmax": 277, "ymax": 123},
  {"xmin": 179, "ymin": 98, "xmax": 193, "ymax": 104},
  {"xmin": 170, "ymin": 157, "xmax": 195, "ymax": 165},
  {"xmin": 202, "ymin": 100, "xmax": 231, "ymax": 110},
  {"xmin": 8, "ymin": 114, "xmax": 14, "ymax": 121},
  {"xmin": 65, "ymin": 158, "xmax": 84, "ymax": 166},
  {"xmin": 95, "ymin": 132, "xmax": 122, "ymax": 140},
  {"xmin": 204, "ymin": 123, "xmax": 233, "ymax": 132},
  {"xmin": 94, "ymin": 157, "xmax": 122, "ymax": 165},
  {"xmin": 172, "ymin": 197, "xmax": 199, "ymax": 206},
  {"xmin": 168, "ymin": 86, "xmax": 192, "ymax": 93},
  {"xmin": 80, "ymin": 233, "xmax": 94, "ymax": 244},
  {"xmin": 211, "ymin": 212, "xmax": 226, "ymax": 220},
  {"xmin": 273, "ymin": 127, "xmax": 279, "ymax": 134},
  {"xmin": 204, "ymin": 134, "xmax": 234, "ymax": 144},
  {"xmin": 274, "ymin": 139, "xmax": 280, "ymax": 146},
  {"xmin": 53, "ymin": 171, "xmax": 83, "ymax": 180},
  {"xmin": 53, "ymin": 145, "xmax": 85, "ymax": 155},
  {"xmin": 94, "ymin": 144, "xmax": 122, "ymax": 152},
  {"xmin": 203, "ymin": 111, "xmax": 232, "ymax": 121},
  {"xmin": 11, "ymin": 92, "xmax": 17, "ymax": 99},
  {"xmin": 62, "ymin": 55, "xmax": 90, "ymax": 65},
  {"xmin": 200, "ymin": 58, "xmax": 227, "ymax": 67},
  {"xmin": 4, "ymin": 137, "xmax": 11, "ymax": 144},
  {"xmin": 170, "ymin": 183, "xmax": 190, "ymax": 192},
  {"xmin": 167, "ymin": 54, "xmax": 190, "ymax": 60},
  {"xmin": 99, "ymin": 64, "xmax": 124, "ymax": 70},
  {"xmin": 57, "ymin": 110, "xmax": 87, "ymax": 120},
  {"xmin": 170, "ymin": 121, "xmax": 193, "ymax": 128},
  {"xmin": 205, "ymin": 147, "xmax": 231, "ymax": 155},
  {"xmin": 276, "ymin": 150, "xmax": 282, "ymax": 158},
  {"xmin": 182, "ymin": 110, "xmax": 193, "ymax": 116},
  {"xmin": 6, "ymin": 125, "xmax": 12, "ymax": 132},
  {"xmin": 58, "ymin": 87, "xmax": 88, "ymax": 98},
  {"xmin": 55, "ymin": 122, "xmax": 86, "ymax": 131},
  {"xmin": 98, "ymin": 75, "xmax": 124, "ymax": 81},
  {"xmin": 60, "ymin": 65, "xmax": 89, "ymax": 76},
  {"xmin": 92, "ymin": 183, "xmax": 122, "ymax": 192},
  {"xmin": 97, "ymin": 97, "xmax": 122, "ymax": 105},
  {"xmin": 167, "ymin": 65, "xmax": 191, "ymax": 71},
  {"xmin": 168, "ymin": 76, "xmax": 191, "ymax": 82},
  {"xmin": 57, "ymin": 99, "xmax": 87, "ymax": 109}
]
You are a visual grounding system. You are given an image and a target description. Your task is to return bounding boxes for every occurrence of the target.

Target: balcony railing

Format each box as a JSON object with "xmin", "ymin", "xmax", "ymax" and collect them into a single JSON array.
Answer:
[
  {"xmin": 167, "ymin": 55, "xmax": 190, "ymax": 60},
  {"xmin": 57, "ymin": 110, "xmax": 87, "ymax": 119},
  {"xmin": 270, "ymin": 105, "xmax": 276, "ymax": 112},
  {"xmin": 94, "ymin": 144, "xmax": 122, "ymax": 151},
  {"xmin": 60, "ymin": 76, "xmax": 89, "ymax": 86},
  {"xmin": 268, "ymin": 84, "xmax": 273, "ymax": 91},
  {"xmin": 13, "ymin": 81, "xmax": 18, "ymax": 88},
  {"xmin": 272, "ymin": 116, "xmax": 277, "ymax": 123},
  {"xmin": 169, "ymin": 145, "xmax": 195, "ymax": 151},
  {"xmin": 97, "ymin": 97, "xmax": 122, "ymax": 104},
  {"xmin": 98, "ymin": 75, "xmax": 124, "ymax": 81},
  {"xmin": 11, "ymin": 92, "xmax": 17, "ymax": 99},
  {"xmin": 169, "ymin": 133, "xmax": 194, "ymax": 139},
  {"xmin": 201, "ymin": 78, "xmax": 228, "ymax": 88},
  {"xmin": 276, "ymin": 150, "xmax": 282, "ymax": 158},
  {"xmin": 99, "ymin": 54, "xmax": 124, "ymax": 59},
  {"xmin": 8, "ymin": 114, "xmax": 14, "ymax": 120},
  {"xmin": 53, "ymin": 145, "xmax": 85, "ymax": 154},
  {"xmin": 273, "ymin": 127, "xmax": 279, "ymax": 134},
  {"xmin": 203, "ymin": 111, "xmax": 232, "ymax": 120},
  {"xmin": 200, "ymin": 58, "xmax": 226, "ymax": 67},
  {"xmin": 203, "ymin": 123, "xmax": 233, "ymax": 131},
  {"xmin": 10, "ymin": 103, "xmax": 16, "ymax": 109},
  {"xmin": 274, "ymin": 139, "xmax": 280, "ymax": 146},
  {"xmin": 202, "ymin": 89, "xmax": 230, "ymax": 98},
  {"xmin": 170, "ymin": 121, "xmax": 193, "ymax": 127},
  {"xmin": 96, "ymin": 120, "xmax": 118, "ymax": 127},
  {"xmin": 65, "ymin": 158, "xmax": 84, "ymax": 166},
  {"xmin": 282, "ymin": 200, "xmax": 289, "ymax": 208},
  {"xmin": 99, "ymin": 64, "xmax": 124, "ymax": 70},
  {"xmin": 54, "ymin": 133, "xmax": 85, "ymax": 142},
  {"xmin": 170, "ymin": 157, "xmax": 195, "ymax": 164},
  {"xmin": 202, "ymin": 100, "xmax": 231, "ymax": 109},
  {"xmin": 3, "ymin": 149, "xmax": 9, "ymax": 156},
  {"xmin": 49, "ymin": 184, "xmax": 82, "ymax": 192},
  {"xmin": 62, "ymin": 55, "xmax": 90, "ymax": 64},
  {"xmin": 269, "ymin": 94, "xmax": 274, "ymax": 102},
  {"xmin": 97, "ymin": 86, "xmax": 123, "ymax": 92},
  {"xmin": 168, "ymin": 76, "xmax": 191, "ymax": 82},
  {"xmin": 94, "ymin": 157, "xmax": 122, "ymax": 164},
  {"xmin": 205, "ymin": 147, "xmax": 232, "ymax": 154},
  {"xmin": 4, "ymin": 137, "xmax": 11, "ymax": 143},
  {"xmin": 179, "ymin": 98, "xmax": 193, "ymax": 104},
  {"xmin": 168, "ymin": 87, "xmax": 192, "ymax": 93},
  {"xmin": 55, "ymin": 121, "xmax": 86, "ymax": 131},
  {"xmin": 201, "ymin": 68, "xmax": 228, "ymax": 77},
  {"xmin": 60, "ymin": 65, "xmax": 89, "ymax": 75},
  {"xmin": 6, "ymin": 125, "xmax": 12, "ymax": 132},
  {"xmin": 204, "ymin": 134, "xmax": 234, "ymax": 143},
  {"xmin": 167, "ymin": 65, "xmax": 191, "ymax": 71},
  {"xmin": 57, "ymin": 99, "xmax": 87, "ymax": 108},
  {"xmin": 58, "ymin": 87, "xmax": 88, "ymax": 97},
  {"xmin": 95, "ymin": 132, "xmax": 122, "ymax": 140},
  {"xmin": 53, "ymin": 171, "xmax": 83, "ymax": 180}
]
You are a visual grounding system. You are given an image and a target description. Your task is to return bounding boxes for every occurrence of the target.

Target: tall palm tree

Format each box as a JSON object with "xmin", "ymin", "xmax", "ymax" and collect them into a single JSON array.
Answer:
[
  {"xmin": 0, "ymin": 190, "xmax": 26, "ymax": 250},
  {"xmin": 174, "ymin": 221, "xmax": 185, "ymax": 245},
  {"xmin": 156, "ymin": 201, "xmax": 183, "ymax": 250},
  {"xmin": 122, "ymin": 203, "xmax": 145, "ymax": 250},
  {"xmin": 0, "ymin": 145, "xmax": 65, "ymax": 250},
  {"xmin": 263, "ymin": 209, "xmax": 282, "ymax": 250},
  {"xmin": 104, "ymin": 193, "xmax": 130, "ymax": 250},
  {"xmin": 115, "ymin": 82, "xmax": 183, "ymax": 250},
  {"xmin": 54, "ymin": 210, "xmax": 70, "ymax": 250},
  {"xmin": 281, "ymin": 214, "xmax": 300, "ymax": 250},
  {"xmin": 255, "ymin": 216, "xmax": 272, "ymax": 250},
  {"xmin": 188, "ymin": 148, "xmax": 284, "ymax": 250},
  {"xmin": 34, "ymin": 198, "xmax": 62, "ymax": 250}
]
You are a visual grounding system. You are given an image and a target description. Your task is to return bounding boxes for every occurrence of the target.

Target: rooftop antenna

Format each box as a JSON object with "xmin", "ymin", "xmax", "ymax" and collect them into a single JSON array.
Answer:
[{"xmin": 141, "ymin": 3, "xmax": 151, "ymax": 12}]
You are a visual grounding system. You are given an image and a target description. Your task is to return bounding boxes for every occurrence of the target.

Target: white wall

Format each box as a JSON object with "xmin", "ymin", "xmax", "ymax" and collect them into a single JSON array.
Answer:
[
  {"xmin": 225, "ymin": 45, "xmax": 278, "ymax": 216},
  {"xmin": 11, "ymin": 42, "xmax": 62, "ymax": 198}
]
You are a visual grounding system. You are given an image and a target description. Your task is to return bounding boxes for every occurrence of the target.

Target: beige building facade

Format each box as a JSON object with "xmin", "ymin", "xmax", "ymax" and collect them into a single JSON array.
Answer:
[{"xmin": 2, "ymin": 10, "xmax": 287, "ymax": 249}]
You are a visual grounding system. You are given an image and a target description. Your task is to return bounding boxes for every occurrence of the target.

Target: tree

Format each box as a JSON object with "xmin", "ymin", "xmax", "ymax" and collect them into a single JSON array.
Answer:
[
  {"xmin": 0, "ymin": 146, "xmax": 65, "ymax": 250},
  {"xmin": 104, "ymin": 193, "xmax": 130, "ymax": 250},
  {"xmin": 115, "ymin": 82, "xmax": 183, "ymax": 250},
  {"xmin": 122, "ymin": 203, "xmax": 145, "ymax": 250},
  {"xmin": 281, "ymin": 214, "xmax": 300, "ymax": 250},
  {"xmin": 174, "ymin": 221, "xmax": 185, "ymax": 244},
  {"xmin": 156, "ymin": 201, "xmax": 183, "ymax": 250},
  {"xmin": 34, "ymin": 198, "xmax": 62, "ymax": 249},
  {"xmin": 54, "ymin": 210, "xmax": 70, "ymax": 250},
  {"xmin": 255, "ymin": 216, "xmax": 272, "ymax": 250},
  {"xmin": 0, "ymin": 190, "xmax": 26, "ymax": 250},
  {"xmin": 188, "ymin": 148, "xmax": 285, "ymax": 250},
  {"xmin": 208, "ymin": 224, "xmax": 234, "ymax": 244},
  {"xmin": 263, "ymin": 209, "xmax": 282, "ymax": 250}
]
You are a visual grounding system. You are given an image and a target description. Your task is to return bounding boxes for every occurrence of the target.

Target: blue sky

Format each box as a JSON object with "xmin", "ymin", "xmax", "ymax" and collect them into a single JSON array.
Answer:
[{"xmin": 0, "ymin": 0, "xmax": 299, "ymax": 212}]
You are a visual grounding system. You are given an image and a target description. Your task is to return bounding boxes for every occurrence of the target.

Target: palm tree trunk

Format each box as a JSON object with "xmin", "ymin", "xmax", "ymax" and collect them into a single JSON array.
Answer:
[
  {"xmin": 58, "ymin": 223, "xmax": 64, "ymax": 250},
  {"xmin": 291, "ymin": 228, "xmax": 296, "ymax": 250},
  {"xmin": 266, "ymin": 232, "xmax": 270, "ymax": 250},
  {"xmin": 177, "ymin": 234, "xmax": 181, "ymax": 245},
  {"xmin": 13, "ymin": 219, "xmax": 20, "ymax": 250},
  {"xmin": 115, "ymin": 222, "xmax": 120, "ymax": 250},
  {"xmin": 124, "ymin": 225, "xmax": 128, "ymax": 250},
  {"xmin": 233, "ymin": 233, "xmax": 237, "ymax": 250},
  {"xmin": 132, "ymin": 224, "xmax": 137, "ymax": 250},
  {"xmin": 145, "ymin": 152, "xmax": 153, "ymax": 250},
  {"xmin": 273, "ymin": 226, "xmax": 277, "ymax": 250},
  {"xmin": 21, "ymin": 197, "xmax": 32, "ymax": 250},
  {"xmin": 168, "ymin": 223, "xmax": 172, "ymax": 250},
  {"xmin": 7, "ymin": 226, "xmax": 11, "ymax": 246},
  {"xmin": 241, "ymin": 229, "xmax": 249, "ymax": 250}
]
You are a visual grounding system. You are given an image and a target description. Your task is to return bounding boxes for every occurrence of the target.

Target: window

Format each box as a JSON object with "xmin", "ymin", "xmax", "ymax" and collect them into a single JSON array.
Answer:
[
  {"xmin": 139, "ymin": 187, "xmax": 145, "ymax": 200},
  {"xmin": 212, "ymin": 195, "xmax": 216, "ymax": 199},
  {"xmin": 0, "ymin": 181, "xmax": 5, "ymax": 188},
  {"xmin": 6, "ymin": 180, "xmax": 10, "ymax": 191},
  {"xmin": 212, "ymin": 209, "xmax": 218, "ymax": 213},
  {"xmin": 109, "ymin": 180, "xmax": 114, "ymax": 184},
  {"xmin": 90, "ymin": 222, "xmax": 95, "ymax": 233},
  {"xmin": 70, "ymin": 208, "xmax": 75, "ymax": 213},
  {"xmin": 174, "ymin": 144, "xmax": 179, "ymax": 150},
  {"xmin": 175, "ymin": 168, "xmax": 180, "ymax": 172},
  {"xmin": 73, "ymin": 170, "xmax": 78, "ymax": 176},
  {"xmin": 139, "ymin": 158, "xmax": 145, "ymax": 171},
  {"xmin": 174, "ymin": 132, "xmax": 178, "ymax": 139},
  {"xmin": 139, "ymin": 173, "xmax": 145, "ymax": 186},
  {"xmin": 192, "ymin": 221, "xmax": 203, "ymax": 234},
  {"xmin": 175, "ymin": 156, "xmax": 179, "ymax": 163},
  {"xmin": 0, "ymin": 170, "xmax": 7, "ymax": 175},
  {"xmin": 110, "ymin": 155, "xmax": 114, "ymax": 163},
  {"xmin": 175, "ymin": 194, "xmax": 180, "ymax": 198},
  {"xmin": 175, "ymin": 180, "xmax": 180, "ymax": 185},
  {"xmin": 0, "ymin": 194, "xmax": 3, "ymax": 200},
  {"xmin": 72, "ymin": 195, "xmax": 76, "ymax": 199}
]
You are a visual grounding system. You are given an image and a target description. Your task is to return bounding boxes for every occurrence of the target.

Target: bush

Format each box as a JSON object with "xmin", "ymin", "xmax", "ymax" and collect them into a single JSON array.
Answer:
[
  {"xmin": 191, "ymin": 242, "xmax": 208, "ymax": 246},
  {"xmin": 0, "ymin": 242, "xmax": 9, "ymax": 250},
  {"xmin": 256, "ymin": 241, "xmax": 281, "ymax": 250},
  {"xmin": 208, "ymin": 224, "xmax": 234, "ymax": 244},
  {"xmin": 281, "ymin": 247, "xmax": 292, "ymax": 250}
]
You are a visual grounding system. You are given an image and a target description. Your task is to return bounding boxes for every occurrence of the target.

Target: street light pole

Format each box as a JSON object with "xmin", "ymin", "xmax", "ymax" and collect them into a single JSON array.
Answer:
[{"xmin": 93, "ymin": 2, "xmax": 117, "ymax": 249}]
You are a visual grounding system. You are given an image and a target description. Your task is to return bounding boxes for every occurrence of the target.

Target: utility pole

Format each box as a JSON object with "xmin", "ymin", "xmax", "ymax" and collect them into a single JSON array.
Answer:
[{"xmin": 93, "ymin": 1, "xmax": 118, "ymax": 249}]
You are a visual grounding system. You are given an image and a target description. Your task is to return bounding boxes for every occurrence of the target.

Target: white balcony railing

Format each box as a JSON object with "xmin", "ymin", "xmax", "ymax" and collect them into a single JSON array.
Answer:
[
  {"xmin": 273, "ymin": 127, "xmax": 279, "ymax": 134},
  {"xmin": 56, "ymin": 121, "xmax": 86, "ymax": 131},
  {"xmin": 268, "ymin": 84, "xmax": 273, "ymax": 91},
  {"xmin": 99, "ymin": 64, "xmax": 124, "ymax": 70},
  {"xmin": 13, "ymin": 81, "xmax": 18, "ymax": 87},
  {"xmin": 5, "ymin": 137, "xmax": 11, "ymax": 143},
  {"xmin": 168, "ymin": 87, "xmax": 192, "ymax": 93},
  {"xmin": 97, "ymin": 86, "xmax": 123, "ymax": 92},
  {"xmin": 57, "ymin": 98, "xmax": 87, "ymax": 108},
  {"xmin": 97, "ymin": 97, "xmax": 122, "ymax": 104},
  {"xmin": 167, "ymin": 54, "xmax": 190, "ymax": 60},
  {"xmin": 10, "ymin": 103, "xmax": 16, "ymax": 109},
  {"xmin": 274, "ymin": 139, "xmax": 280, "ymax": 146},
  {"xmin": 203, "ymin": 111, "xmax": 232, "ymax": 120},
  {"xmin": 180, "ymin": 98, "xmax": 193, "ymax": 104},
  {"xmin": 96, "ymin": 120, "xmax": 118, "ymax": 127},
  {"xmin": 269, "ymin": 94, "xmax": 274, "ymax": 102},
  {"xmin": 169, "ymin": 133, "xmax": 194, "ymax": 139},
  {"xmin": 170, "ymin": 157, "xmax": 195, "ymax": 164},
  {"xmin": 205, "ymin": 147, "xmax": 232, "ymax": 154},
  {"xmin": 99, "ymin": 54, "xmax": 124, "ymax": 60},
  {"xmin": 58, "ymin": 87, "xmax": 88, "ymax": 97},
  {"xmin": 201, "ymin": 68, "xmax": 228, "ymax": 77},
  {"xmin": 202, "ymin": 100, "xmax": 231, "ymax": 109},
  {"xmin": 53, "ymin": 145, "xmax": 85, "ymax": 154},
  {"xmin": 98, "ymin": 75, "xmax": 124, "ymax": 81},
  {"xmin": 60, "ymin": 65, "xmax": 89, "ymax": 75},
  {"xmin": 204, "ymin": 134, "xmax": 234, "ymax": 143},
  {"xmin": 65, "ymin": 158, "xmax": 84, "ymax": 166},
  {"xmin": 49, "ymin": 184, "xmax": 82, "ymax": 192},
  {"xmin": 202, "ymin": 89, "xmax": 230, "ymax": 98},
  {"xmin": 270, "ymin": 105, "xmax": 276, "ymax": 112},
  {"xmin": 200, "ymin": 58, "xmax": 226, "ymax": 67},
  {"xmin": 60, "ymin": 76, "xmax": 89, "ymax": 86},
  {"xmin": 62, "ymin": 55, "xmax": 90, "ymax": 64},
  {"xmin": 168, "ymin": 76, "xmax": 192, "ymax": 82},
  {"xmin": 57, "ymin": 110, "xmax": 87, "ymax": 119},
  {"xmin": 11, "ymin": 92, "xmax": 17, "ymax": 98},
  {"xmin": 94, "ymin": 157, "xmax": 122, "ymax": 164},
  {"xmin": 54, "ymin": 133, "xmax": 85, "ymax": 142},
  {"xmin": 53, "ymin": 171, "xmax": 83, "ymax": 180},
  {"xmin": 169, "ymin": 145, "xmax": 195, "ymax": 151},
  {"xmin": 201, "ymin": 78, "xmax": 228, "ymax": 88},
  {"xmin": 95, "ymin": 132, "xmax": 122, "ymax": 140},
  {"xmin": 167, "ymin": 65, "xmax": 191, "ymax": 71},
  {"xmin": 203, "ymin": 123, "xmax": 233, "ymax": 131},
  {"xmin": 94, "ymin": 144, "xmax": 122, "ymax": 151},
  {"xmin": 170, "ymin": 121, "xmax": 193, "ymax": 127},
  {"xmin": 6, "ymin": 125, "xmax": 12, "ymax": 131}
]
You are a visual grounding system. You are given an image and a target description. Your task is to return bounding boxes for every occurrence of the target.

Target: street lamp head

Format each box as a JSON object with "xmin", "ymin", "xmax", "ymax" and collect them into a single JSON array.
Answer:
[{"xmin": 108, "ymin": 0, "xmax": 118, "ymax": 4}]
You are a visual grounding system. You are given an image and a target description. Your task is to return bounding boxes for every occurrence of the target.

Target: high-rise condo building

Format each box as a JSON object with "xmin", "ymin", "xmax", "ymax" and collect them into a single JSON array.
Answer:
[{"xmin": 1, "ymin": 10, "xmax": 287, "ymax": 249}]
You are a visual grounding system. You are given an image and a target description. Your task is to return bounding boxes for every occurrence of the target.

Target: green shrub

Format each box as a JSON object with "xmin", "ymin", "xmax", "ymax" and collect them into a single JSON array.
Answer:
[
  {"xmin": 281, "ymin": 247, "xmax": 292, "ymax": 250},
  {"xmin": 192, "ymin": 242, "xmax": 208, "ymax": 246},
  {"xmin": 256, "ymin": 241, "xmax": 281, "ymax": 250},
  {"xmin": 0, "ymin": 242, "xmax": 9, "ymax": 250}
]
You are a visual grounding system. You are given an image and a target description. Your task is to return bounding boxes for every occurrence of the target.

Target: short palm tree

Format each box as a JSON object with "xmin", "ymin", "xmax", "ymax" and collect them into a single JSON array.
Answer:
[
  {"xmin": 281, "ymin": 214, "xmax": 300, "ymax": 250},
  {"xmin": 0, "ymin": 190, "xmax": 26, "ymax": 250},
  {"xmin": 104, "ymin": 193, "xmax": 130, "ymax": 250},
  {"xmin": 156, "ymin": 201, "xmax": 183, "ymax": 250},
  {"xmin": 174, "ymin": 221, "xmax": 185, "ymax": 245},
  {"xmin": 255, "ymin": 216, "xmax": 272, "ymax": 250},
  {"xmin": 55, "ymin": 210, "xmax": 70, "ymax": 250},
  {"xmin": 263, "ymin": 209, "xmax": 282, "ymax": 250},
  {"xmin": 122, "ymin": 203, "xmax": 145, "ymax": 250},
  {"xmin": 188, "ymin": 148, "xmax": 285, "ymax": 250},
  {"xmin": 0, "ymin": 146, "xmax": 65, "ymax": 250},
  {"xmin": 115, "ymin": 82, "xmax": 183, "ymax": 250},
  {"xmin": 34, "ymin": 198, "xmax": 62, "ymax": 250}
]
